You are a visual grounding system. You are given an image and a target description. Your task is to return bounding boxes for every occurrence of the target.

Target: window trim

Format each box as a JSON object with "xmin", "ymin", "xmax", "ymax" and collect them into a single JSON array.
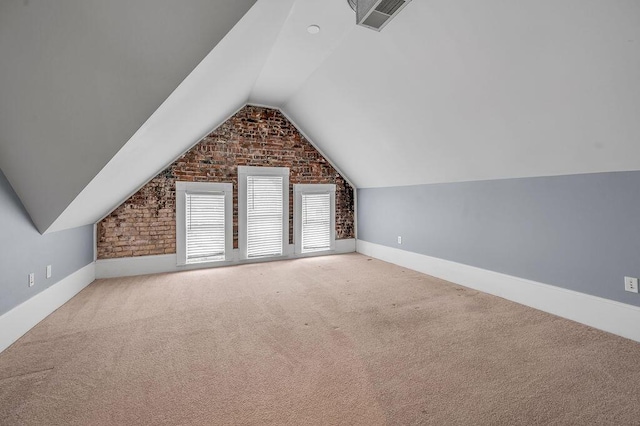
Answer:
[
  {"xmin": 294, "ymin": 184, "xmax": 336, "ymax": 255},
  {"xmin": 176, "ymin": 181, "xmax": 233, "ymax": 266},
  {"xmin": 238, "ymin": 166, "xmax": 290, "ymax": 260}
]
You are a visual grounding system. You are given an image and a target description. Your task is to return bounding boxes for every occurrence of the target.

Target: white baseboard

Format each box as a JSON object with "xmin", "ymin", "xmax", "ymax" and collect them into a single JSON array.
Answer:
[
  {"xmin": 96, "ymin": 239, "xmax": 356, "ymax": 279},
  {"xmin": 357, "ymin": 240, "xmax": 640, "ymax": 343},
  {"xmin": 0, "ymin": 262, "xmax": 96, "ymax": 353}
]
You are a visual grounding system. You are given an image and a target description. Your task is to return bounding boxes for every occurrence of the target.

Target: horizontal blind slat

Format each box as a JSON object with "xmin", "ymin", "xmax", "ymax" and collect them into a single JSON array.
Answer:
[
  {"xmin": 186, "ymin": 192, "xmax": 226, "ymax": 263},
  {"xmin": 247, "ymin": 176, "xmax": 283, "ymax": 258},
  {"xmin": 301, "ymin": 193, "xmax": 330, "ymax": 253}
]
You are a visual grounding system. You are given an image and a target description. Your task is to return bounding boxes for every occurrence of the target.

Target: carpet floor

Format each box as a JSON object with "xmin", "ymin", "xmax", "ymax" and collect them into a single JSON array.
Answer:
[{"xmin": 1, "ymin": 253, "xmax": 640, "ymax": 425}]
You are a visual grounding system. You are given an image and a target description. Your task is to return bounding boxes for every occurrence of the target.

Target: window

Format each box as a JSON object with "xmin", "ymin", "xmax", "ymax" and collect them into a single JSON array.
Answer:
[
  {"xmin": 238, "ymin": 166, "xmax": 289, "ymax": 259},
  {"xmin": 176, "ymin": 182, "xmax": 232, "ymax": 265},
  {"xmin": 294, "ymin": 184, "xmax": 336, "ymax": 254}
]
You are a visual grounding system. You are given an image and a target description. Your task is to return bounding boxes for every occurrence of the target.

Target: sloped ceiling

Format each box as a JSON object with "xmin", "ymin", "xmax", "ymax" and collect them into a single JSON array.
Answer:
[
  {"xmin": 2, "ymin": 0, "xmax": 640, "ymax": 233},
  {"xmin": 0, "ymin": 0, "xmax": 257, "ymax": 233},
  {"xmin": 45, "ymin": 0, "xmax": 296, "ymax": 233},
  {"xmin": 282, "ymin": 0, "xmax": 640, "ymax": 188}
]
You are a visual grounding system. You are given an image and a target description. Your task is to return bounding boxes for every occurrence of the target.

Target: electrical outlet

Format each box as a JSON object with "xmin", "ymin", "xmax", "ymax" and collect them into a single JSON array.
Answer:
[
  {"xmin": 624, "ymin": 276, "xmax": 638, "ymax": 293},
  {"xmin": 29, "ymin": 273, "xmax": 35, "ymax": 287},
  {"xmin": 46, "ymin": 265, "xmax": 52, "ymax": 279},
  {"xmin": 397, "ymin": 236, "xmax": 402, "ymax": 244}
]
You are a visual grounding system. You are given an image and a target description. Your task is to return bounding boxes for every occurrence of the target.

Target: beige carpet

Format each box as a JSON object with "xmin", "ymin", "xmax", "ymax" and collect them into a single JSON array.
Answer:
[{"xmin": 2, "ymin": 254, "xmax": 640, "ymax": 425}]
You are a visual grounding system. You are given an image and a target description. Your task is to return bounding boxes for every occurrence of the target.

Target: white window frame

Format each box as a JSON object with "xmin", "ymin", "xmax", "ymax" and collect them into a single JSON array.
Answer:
[
  {"xmin": 176, "ymin": 181, "xmax": 233, "ymax": 266},
  {"xmin": 294, "ymin": 184, "xmax": 336, "ymax": 255},
  {"xmin": 238, "ymin": 166, "xmax": 290, "ymax": 260}
]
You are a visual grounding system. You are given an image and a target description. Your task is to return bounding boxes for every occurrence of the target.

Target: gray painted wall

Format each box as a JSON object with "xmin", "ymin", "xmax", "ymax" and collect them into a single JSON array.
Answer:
[
  {"xmin": 0, "ymin": 170, "xmax": 94, "ymax": 316},
  {"xmin": 358, "ymin": 171, "xmax": 640, "ymax": 307}
]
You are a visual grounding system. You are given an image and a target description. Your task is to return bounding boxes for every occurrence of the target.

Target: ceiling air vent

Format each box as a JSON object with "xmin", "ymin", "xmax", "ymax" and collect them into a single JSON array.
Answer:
[{"xmin": 348, "ymin": 0, "xmax": 412, "ymax": 32}]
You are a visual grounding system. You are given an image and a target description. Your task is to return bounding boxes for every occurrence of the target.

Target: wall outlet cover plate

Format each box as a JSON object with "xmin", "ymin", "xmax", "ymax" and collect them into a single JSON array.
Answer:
[{"xmin": 624, "ymin": 276, "xmax": 639, "ymax": 293}]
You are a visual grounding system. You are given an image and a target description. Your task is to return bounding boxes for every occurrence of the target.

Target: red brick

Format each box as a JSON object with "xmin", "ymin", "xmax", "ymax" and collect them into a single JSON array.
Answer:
[{"xmin": 97, "ymin": 106, "xmax": 354, "ymax": 260}]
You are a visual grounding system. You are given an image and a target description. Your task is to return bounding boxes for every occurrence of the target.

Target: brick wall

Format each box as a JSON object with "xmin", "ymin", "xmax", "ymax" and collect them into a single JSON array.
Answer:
[{"xmin": 97, "ymin": 106, "xmax": 355, "ymax": 259}]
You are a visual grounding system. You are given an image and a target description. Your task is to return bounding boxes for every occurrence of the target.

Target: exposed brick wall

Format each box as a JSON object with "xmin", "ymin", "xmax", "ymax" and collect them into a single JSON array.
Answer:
[{"xmin": 97, "ymin": 106, "xmax": 355, "ymax": 259}]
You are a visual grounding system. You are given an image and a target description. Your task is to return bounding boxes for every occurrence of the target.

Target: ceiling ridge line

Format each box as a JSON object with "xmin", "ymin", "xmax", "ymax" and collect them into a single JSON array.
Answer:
[{"xmin": 246, "ymin": 0, "xmax": 299, "ymax": 109}]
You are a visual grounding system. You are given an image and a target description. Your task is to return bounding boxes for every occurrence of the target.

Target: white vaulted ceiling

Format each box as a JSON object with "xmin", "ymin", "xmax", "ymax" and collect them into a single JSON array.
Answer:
[
  {"xmin": 1, "ymin": 0, "xmax": 640, "ymax": 233},
  {"xmin": 281, "ymin": 0, "xmax": 640, "ymax": 188},
  {"xmin": 0, "ymin": 0, "xmax": 257, "ymax": 232}
]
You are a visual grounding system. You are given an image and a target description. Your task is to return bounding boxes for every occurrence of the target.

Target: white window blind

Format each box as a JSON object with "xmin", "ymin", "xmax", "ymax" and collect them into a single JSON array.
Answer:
[
  {"xmin": 246, "ymin": 175, "xmax": 284, "ymax": 258},
  {"xmin": 293, "ymin": 184, "xmax": 335, "ymax": 255},
  {"xmin": 185, "ymin": 192, "xmax": 226, "ymax": 263},
  {"xmin": 301, "ymin": 193, "xmax": 331, "ymax": 253}
]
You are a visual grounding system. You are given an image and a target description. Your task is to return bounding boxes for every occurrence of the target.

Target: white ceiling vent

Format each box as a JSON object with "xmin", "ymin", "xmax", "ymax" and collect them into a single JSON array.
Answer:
[{"xmin": 347, "ymin": 0, "xmax": 412, "ymax": 32}]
